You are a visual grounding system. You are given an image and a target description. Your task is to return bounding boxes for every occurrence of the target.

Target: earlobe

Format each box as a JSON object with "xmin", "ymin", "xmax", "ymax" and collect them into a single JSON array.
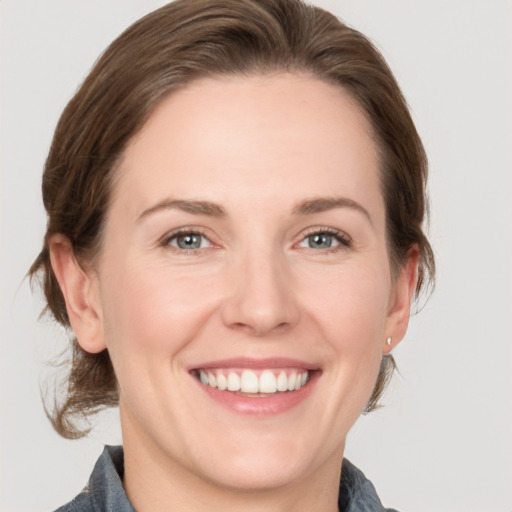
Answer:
[
  {"xmin": 383, "ymin": 247, "xmax": 419, "ymax": 354},
  {"xmin": 49, "ymin": 234, "xmax": 107, "ymax": 354}
]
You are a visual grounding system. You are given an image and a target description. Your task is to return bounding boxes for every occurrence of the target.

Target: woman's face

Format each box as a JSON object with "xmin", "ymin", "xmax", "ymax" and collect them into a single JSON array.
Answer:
[{"xmin": 82, "ymin": 74, "xmax": 414, "ymax": 491}]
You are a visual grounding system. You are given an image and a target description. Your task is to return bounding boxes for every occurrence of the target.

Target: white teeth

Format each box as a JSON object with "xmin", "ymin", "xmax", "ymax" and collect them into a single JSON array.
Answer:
[
  {"xmin": 241, "ymin": 370, "xmax": 259, "ymax": 393},
  {"xmin": 287, "ymin": 373, "xmax": 296, "ymax": 391},
  {"xmin": 259, "ymin": 370, "xmax": 277, "ymax": 393},
  {"xmin": 198, "ymin": 368, "xmax": 310, "ymax": 394},
  {"xmin": 276, "ymin": 371, "xmax": 288, "ymax": 392},
  {"xmin": 217, "ymin": 373, "xmax": 227, "ymax": 391},
  {"xmin": 227, "ymin": 372, "xmax": 241, "ymax": 391}
]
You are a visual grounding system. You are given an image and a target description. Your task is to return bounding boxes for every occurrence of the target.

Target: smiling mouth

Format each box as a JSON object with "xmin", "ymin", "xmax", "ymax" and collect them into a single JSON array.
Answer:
[{"xmin": 192, "ymin": 368, "xmax": 311, "ymax": 395}]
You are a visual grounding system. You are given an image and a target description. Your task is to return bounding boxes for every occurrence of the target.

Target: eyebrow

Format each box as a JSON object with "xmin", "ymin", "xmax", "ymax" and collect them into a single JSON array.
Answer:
[
  {"xmin": 292, "ymin": 196, "xmax": 372, "ymax": 223},
  {"xmin": 137, "ymin": 196, "xmax": 372, "ymax": 223},
  {"xmin": 137, "ymin": 199, "xmax": 226, "ymax": 222}
]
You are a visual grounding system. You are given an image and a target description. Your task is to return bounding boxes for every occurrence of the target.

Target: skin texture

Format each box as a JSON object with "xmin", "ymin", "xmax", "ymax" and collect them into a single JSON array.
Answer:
[{"xmin": 50, "ymin": 74, "xmax": 417, "ymax": 512}]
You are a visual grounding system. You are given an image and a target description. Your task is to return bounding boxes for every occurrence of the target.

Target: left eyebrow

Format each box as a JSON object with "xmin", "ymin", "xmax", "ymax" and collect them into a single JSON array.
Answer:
[
  {"xmin": 292, "ymin": 196, "xmax": 373, "ymax": 224},
  {"xmin": 136, "ymin": 199, "xmax": 226, "ymax": 222}
]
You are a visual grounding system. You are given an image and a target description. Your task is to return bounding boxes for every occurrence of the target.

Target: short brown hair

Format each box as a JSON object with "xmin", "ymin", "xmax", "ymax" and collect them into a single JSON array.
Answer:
[{"xmin": 30, "ymin": 0, "xmax": 435, "ymax": 438}]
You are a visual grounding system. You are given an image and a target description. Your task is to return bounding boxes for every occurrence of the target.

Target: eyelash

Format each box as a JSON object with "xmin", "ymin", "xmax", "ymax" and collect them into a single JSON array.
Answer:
[
  {"xmin": 160, "ymin": 228, "xmax": 212, "ymax": 253},
  {"xmin": 298, "ymin": 227, "xmax": 352, "ymax": 253},
  {"xmin": 159, "ymin": 226, "xmax": 352, "ymax": 254}
]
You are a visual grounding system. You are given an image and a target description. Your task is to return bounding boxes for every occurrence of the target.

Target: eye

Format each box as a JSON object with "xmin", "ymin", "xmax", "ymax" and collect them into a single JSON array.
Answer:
[
  {"xmin": 303, "ymin": 233, "xmax": 338, "ymax": 249},
  {"xmin": 165, "ymin": 231, "xmax": 212, "ymax": 250},
  {"xmin": 298, "ymin": 229, "xmax": 351, "ymax": 251}
]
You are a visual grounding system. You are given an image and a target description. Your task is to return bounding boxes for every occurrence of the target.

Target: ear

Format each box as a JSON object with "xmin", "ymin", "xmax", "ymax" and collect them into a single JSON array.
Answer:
[
  {"xmin": 49, "ymin": 234, "xmax": 107, "ymax": 354},
  {"xmin": 383, "ymin": 246, "xmax": 419, "ymax": 354}
]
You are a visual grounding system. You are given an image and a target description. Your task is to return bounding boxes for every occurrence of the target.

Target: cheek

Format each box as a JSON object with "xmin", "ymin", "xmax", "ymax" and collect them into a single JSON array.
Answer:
[
  {"xmin": 97, "ymin": 264, "xmax": 214, "ymax": 410},
  {"xmin": 99, "ymin": 260, "xmax": 221, "ymax": 358},
  {"xmin": 302, "ymin": 261, "xmax": 390, "ymax": 341},
  {"xmin": 301, "ymin": 262, "xmax": 390, "ymax": 390}
]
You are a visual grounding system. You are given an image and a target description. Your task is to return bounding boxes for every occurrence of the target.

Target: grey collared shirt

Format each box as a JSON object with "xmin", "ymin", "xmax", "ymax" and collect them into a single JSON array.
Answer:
[{"xmin": 54, "ymin": 445, "xmax": 397, "ymax": 512}]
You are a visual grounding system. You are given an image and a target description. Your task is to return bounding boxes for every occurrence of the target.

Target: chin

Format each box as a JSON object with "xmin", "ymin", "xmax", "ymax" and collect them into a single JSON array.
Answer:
[
  {"xmin": 198, "ymin": 452, "xmax": 313, "ymax": 492},
  {"xmin": 181, "ymin": 424, "xmax": 335, "ymax": 493}
]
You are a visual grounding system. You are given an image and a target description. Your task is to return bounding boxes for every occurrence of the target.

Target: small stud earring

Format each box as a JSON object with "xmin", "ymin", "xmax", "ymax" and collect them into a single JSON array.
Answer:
[{"xmin": 386, "ymin": 337, "xmax": 392, "ymax": 346}]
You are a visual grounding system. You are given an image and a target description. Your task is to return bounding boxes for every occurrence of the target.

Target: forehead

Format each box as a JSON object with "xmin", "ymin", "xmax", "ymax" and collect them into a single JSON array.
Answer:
[{"xmin": 112, "ymin": 73, "xmax": 382, "ymax": 217}]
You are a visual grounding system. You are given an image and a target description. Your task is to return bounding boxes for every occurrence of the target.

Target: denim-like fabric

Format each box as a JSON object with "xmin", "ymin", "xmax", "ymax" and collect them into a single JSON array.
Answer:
[
  {"xmin": 54, "ymin": 445, "xmax": 397, "ymax": 512},
  {"xmin": 54, "ymin": 446, "xmax": 134, "ymax": 512},
  {"xmin": 338, "ymin": 459, "xmax": 399, "ymax": 512}
]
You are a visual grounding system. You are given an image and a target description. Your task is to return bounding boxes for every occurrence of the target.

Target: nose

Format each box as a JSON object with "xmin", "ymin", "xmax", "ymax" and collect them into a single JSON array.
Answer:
[{"xmin": 221, "ymin": 249, "xmax": 300, "ymax": 337}]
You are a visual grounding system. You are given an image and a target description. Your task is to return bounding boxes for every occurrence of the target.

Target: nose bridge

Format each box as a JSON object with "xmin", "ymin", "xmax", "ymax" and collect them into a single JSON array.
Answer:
[{"xmin": 222, "ymin": 240, "xmax": 298, "ymax": 336}]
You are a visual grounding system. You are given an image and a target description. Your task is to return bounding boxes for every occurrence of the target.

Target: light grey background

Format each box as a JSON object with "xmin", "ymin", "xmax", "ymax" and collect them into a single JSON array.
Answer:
[{"xmin": 1, "ymin": 1, "xmax": 511, "ymax": 511}]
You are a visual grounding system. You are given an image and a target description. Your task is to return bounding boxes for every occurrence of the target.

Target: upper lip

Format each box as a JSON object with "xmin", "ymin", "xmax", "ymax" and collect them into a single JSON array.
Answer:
[{"xmin": 189, "ymin": 357, "xmax": 321, "ymax": 371}]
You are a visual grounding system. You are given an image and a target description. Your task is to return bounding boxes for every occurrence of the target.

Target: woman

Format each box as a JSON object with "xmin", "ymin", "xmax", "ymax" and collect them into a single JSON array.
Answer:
[{"xmin": 29, "ymin": 0, "xmax": 434, "ymax": 510}]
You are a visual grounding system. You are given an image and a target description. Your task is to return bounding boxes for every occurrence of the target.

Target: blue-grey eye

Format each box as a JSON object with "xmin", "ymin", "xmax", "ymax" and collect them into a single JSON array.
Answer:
[
  {"xmin": 170, "ymin": 233, "xmax": 209, "ymax": 250},
  {"xmin": 299, "ymin": 232, "xmax": 342, "ymax": 249},
  {"xmin": 308, "ymin": 233, "xmax": 335, "ymax": 248}
]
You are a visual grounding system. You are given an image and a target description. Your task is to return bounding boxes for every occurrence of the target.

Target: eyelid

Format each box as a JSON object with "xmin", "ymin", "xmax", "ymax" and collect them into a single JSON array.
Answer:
[
  {"xmin": 159, "ymin": 226, "xmax": 217, "ymax": 252},
  {"xmin": 295, "ymin": 226, "xmax": 352, "ymax": 250},
  {"xmin": 300, "ymin": 226, "xmax": 351, "ymax": 241}
]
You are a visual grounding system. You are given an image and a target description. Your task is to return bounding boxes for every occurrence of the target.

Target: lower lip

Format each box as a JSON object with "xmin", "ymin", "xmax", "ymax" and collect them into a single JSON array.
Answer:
[{"xmin": 193, "ymin": 372, "xmax": 319, "ymax": 415}]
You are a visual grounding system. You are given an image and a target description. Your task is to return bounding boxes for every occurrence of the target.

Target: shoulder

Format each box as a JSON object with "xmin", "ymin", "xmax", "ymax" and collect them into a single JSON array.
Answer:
[
  {"xmin": 53, "ymin": 489, "xmax": 94, "ymax": 512},
  {"xmin": 52, "ymin": 446, "xmax": 135, "ymax": 512},
  {"xmin": 338, "ymin": 459, "xmax": 399, "ymax": 512}
]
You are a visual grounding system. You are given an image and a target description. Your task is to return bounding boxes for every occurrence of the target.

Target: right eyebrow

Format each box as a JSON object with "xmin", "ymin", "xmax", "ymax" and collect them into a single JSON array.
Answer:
[
  {"xmin": 136, "ymin": 199, "xmax": 226, "ymax": 222},
  {"xmin": 292, "ymin": 196, "xmax": 373, "ymax": 225}
]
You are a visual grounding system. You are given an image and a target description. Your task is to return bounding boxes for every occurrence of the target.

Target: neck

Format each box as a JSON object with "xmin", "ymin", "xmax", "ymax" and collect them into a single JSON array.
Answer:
[{"xmin": 121, "ymin": 408, "xmax": 342, "ymax": 512}]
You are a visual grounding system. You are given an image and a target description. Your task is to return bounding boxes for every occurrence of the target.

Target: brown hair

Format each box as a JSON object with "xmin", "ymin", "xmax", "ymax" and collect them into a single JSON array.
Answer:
[{"xmin": 30, "ymin": 0, "xmax": 435, "ymax": 438}]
